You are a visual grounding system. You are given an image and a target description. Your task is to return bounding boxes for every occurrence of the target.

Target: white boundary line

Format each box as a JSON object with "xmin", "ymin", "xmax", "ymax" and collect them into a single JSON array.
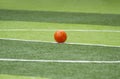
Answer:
[
  {"xmin": 0, "ymin": 29, "xmax": 120, "ymax": 32},
  {"xmin": 0, "ymin": 58, "xmax": 120, "ymax": 64},
  {"xmin": 0, "ymin": 38, "xmax": 120, "ymax": 48}
]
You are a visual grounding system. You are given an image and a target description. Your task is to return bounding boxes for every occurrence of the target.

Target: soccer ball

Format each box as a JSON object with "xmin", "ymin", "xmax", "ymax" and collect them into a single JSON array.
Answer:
[{"xmin": 54, "ymin": 30, "xmax": 67, "ymax": 43}]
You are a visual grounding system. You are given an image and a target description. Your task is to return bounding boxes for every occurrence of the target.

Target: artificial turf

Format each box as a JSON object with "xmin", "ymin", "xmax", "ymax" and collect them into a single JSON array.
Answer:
[
  {"xmin": 0, "ymin": 31, "xmax": 120, "ymax": 46},
  {"xmin": 0, "ymin": 0, "xmax": 120, "ymax": 14},
  {"xmin": 0, "ymin": 40, "xmax": 120, "ymax": 79},
  {"xmin": 0, "ymin": 0, "xmax": 120, "ymax": 79},
  {"xmin": 0, "ymin": 21, "xmax": 120, "ymax": 30},
  {"xmin": 0, "ymin": 39, "xmax": 120, "ymax": 60},
  {"xmin": 0, "ymin": 74, "xmax": 47, "ymax": 79},
  {"xmin": 0, "ymin": 9, "xmax": 120, "ymax": 26},
  {"xmin": 0, "ymin": 61, "xmax": 119, "ymax": 79}
]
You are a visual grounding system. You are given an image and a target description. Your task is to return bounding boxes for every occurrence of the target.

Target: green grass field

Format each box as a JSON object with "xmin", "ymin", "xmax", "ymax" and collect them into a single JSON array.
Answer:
[{"xmin": 0, "ymin": 0, "xmax": 120, "ymax": 79}]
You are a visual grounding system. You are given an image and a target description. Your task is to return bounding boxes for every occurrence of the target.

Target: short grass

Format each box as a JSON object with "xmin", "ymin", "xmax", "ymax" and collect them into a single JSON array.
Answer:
[
  {"xmin": 0, "ymin": 21, "xmax": 120, "ymax": 46},
  {"xmin": 0, "ymin": 62, "xmax": 119, "ymax": 79},
  {"xmin": 0, "ymin": 31, "xmax": 120, "ymax": 46},
  {"xmin": 0, "ymin": 0, "xmax": 120, "ymax": 14},
  {"xmin": 0, "ymin": 0, "xmax": 120, "ymax": 79},
  {"xmin": 0, "ymin": 39, "xmax": 120, "ymax": 60},
  {"xmin": 0, "ymin": 74, "xmax": 47, "ymax": 79},
  {"xmin": 0, "ymin": 39, "xmax": 120, "ymax": 79},
  {"xmin": 0, "ymin": 21, "xmax": 120, "ymax": 30},
  {"xmin": 0, "ymin": 9, "xmax": 120, "ymax": 26}
]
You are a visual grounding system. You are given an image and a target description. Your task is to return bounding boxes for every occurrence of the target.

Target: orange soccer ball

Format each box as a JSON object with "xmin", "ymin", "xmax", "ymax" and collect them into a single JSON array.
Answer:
[{"xmin": 54, "ymin": 30, "xmax": 67, "ymax": 43}]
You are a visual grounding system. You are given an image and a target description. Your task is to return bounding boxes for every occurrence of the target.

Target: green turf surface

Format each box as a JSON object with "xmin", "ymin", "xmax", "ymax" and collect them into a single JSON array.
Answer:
[
  {"xmin": 0, "ymin": 39, "xmax": 120, "ymax": 60},
  {"xmin": 0, "ymin": 21, "xmax": 120, "ymax": 30},
  {"xmin": 0, "ymin": 9, "xmax": 120, "ymax": 26},
  {"xmin": 0, "ymin": 31, "xmax": 120, "ymax": 46},
  {"xmin": 0, "ymin": 74, "xmax": 47, "ymax": 79},
  {"xmin": 0, "ymin": 62, "xmax": 119, "ymax": 79},
  {"xmin": 0, "ymin": 0, "xmax": 120, "ymax": 14},
  {"xmin": 0, "ymin": 0, "xmax": 120, "ymax": 79},
  {"xmin": 0, "ymin": 40, "xmax": 120, "ymax": 79}
]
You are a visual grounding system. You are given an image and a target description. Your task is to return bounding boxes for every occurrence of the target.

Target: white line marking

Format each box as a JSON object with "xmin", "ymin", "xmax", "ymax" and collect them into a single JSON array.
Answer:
[
  {"xmin": 0, "ymin": 29, "xmax": 120, "ymax": 32},
  {"xmin": 0, "ymin": 38, "xmax": 120, "ymax": 48},
  {"xmin": 0, "ymin": 58, "xmax": 120, "ymax": 64}
]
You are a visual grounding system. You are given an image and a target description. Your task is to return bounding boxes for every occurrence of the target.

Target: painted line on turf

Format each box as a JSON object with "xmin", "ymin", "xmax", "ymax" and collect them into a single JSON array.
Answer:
[
  {"xmin": 0, "ymin": 58, "xmax": 120, "ymax": 64},
  {"xmin": 0, "ymin": 29, "xmax": 120, "ymax": 32},
  {"xmin": 0, "ymin": 38, "xmax": 120, "ymax": 48}
]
